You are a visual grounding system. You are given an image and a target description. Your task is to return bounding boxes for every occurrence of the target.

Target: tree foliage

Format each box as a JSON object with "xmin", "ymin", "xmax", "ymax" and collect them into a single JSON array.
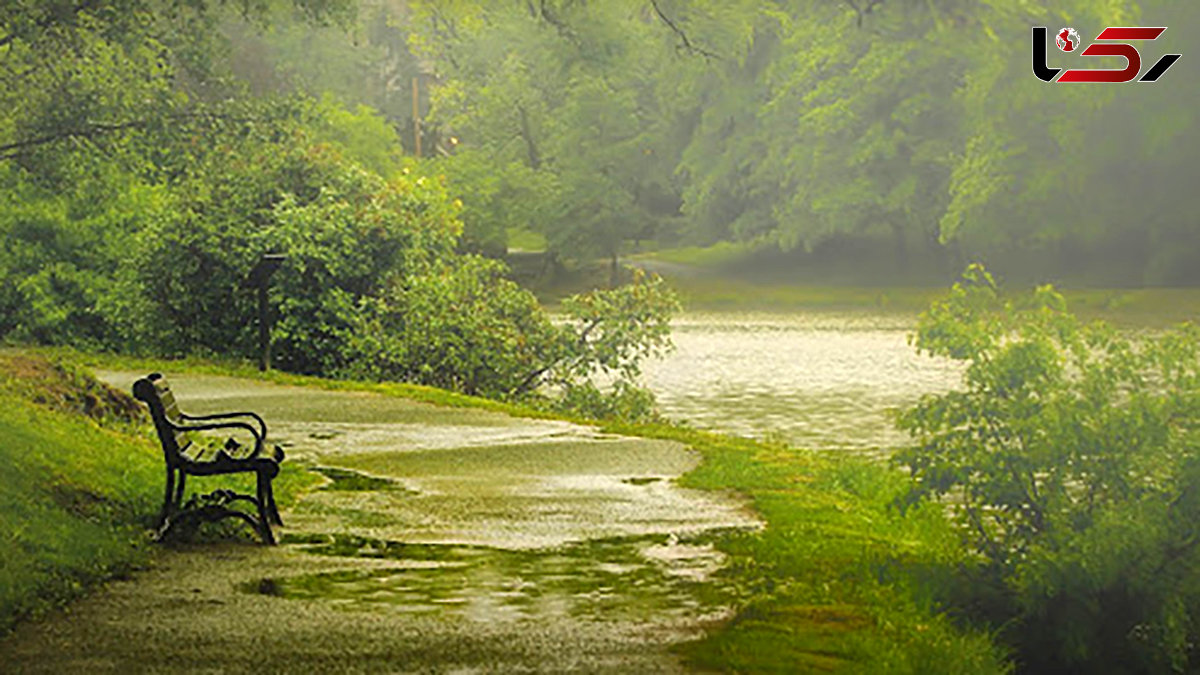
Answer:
[
  {"xmin": 399, "ymin": 0, "xmax": 1199, "ymax": 282},
  {"xmin": 0, "ymin": 0, "xmax": 679, "ymax": 418},
  {"xmin": 897, "ymin": 265, "xmax": 1200, "ymax": 671}
]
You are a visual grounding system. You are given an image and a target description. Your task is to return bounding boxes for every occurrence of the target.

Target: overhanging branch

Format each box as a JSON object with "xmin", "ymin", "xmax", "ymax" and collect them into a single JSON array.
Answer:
[
  {"xmin": 649, "ymin": 0, "xmax": 720, "ymax": 61},
  {"xmin": 0, "ymin": 111, "xmax": 272, "ymax": 161},
  {"xmin": 844, "ymin": 0, "xmax": 886, "ymax": 27}
]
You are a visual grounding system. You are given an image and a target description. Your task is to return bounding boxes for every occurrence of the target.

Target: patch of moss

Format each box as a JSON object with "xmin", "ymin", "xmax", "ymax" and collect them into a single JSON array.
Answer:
[{"xmin": 312, "ymin": 466, "xmax": 414, "ymax": 493}]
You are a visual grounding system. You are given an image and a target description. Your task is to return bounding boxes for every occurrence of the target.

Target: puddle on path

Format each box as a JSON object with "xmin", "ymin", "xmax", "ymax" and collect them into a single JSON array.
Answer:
[
  {"xmin": 286, "ymin": 436, "xmax": 757, "ymax": 548},
  {"xmin": 248, "ymin": 533, "xmax": 741, "ymax": 626}
]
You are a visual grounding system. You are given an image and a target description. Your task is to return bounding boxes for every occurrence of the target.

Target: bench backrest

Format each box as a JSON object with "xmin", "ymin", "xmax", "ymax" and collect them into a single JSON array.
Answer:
[{"xmin": 132, "ymin": 373, "xmax": 192, "ymax": 464}]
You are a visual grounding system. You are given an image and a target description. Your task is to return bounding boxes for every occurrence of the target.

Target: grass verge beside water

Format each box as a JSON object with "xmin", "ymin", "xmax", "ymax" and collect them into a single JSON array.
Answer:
[
  {"xmin": 606, "ymin": 423, "xmax": 1009, "ymax": 673},
  {"xmin": 628, "ymin": 244, "xmax": 1200, "ymax": 324},
  {"xmin": 1, "ymin": 348, "xmax": 1007, "ymax": 671}
]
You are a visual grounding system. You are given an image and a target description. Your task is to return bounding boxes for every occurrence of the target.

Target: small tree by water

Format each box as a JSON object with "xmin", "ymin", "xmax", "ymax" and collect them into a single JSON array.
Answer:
[{"xmin": 897, "ymin": 264, "xmax": 1200, "ymax": 672}]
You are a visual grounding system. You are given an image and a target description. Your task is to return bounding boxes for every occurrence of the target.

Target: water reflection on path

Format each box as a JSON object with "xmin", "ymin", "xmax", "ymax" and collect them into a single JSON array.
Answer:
[{"xmin": 643, "ymin": 312, "xmax": 962, "ymax": 451}]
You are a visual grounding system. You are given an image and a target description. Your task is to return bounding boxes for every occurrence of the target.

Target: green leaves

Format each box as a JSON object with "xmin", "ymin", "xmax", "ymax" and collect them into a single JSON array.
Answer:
[
  {"xmin": 343, "ymin": 254, "xmax": 559, "ymax": 396},
  {"xmin": 897, "ymin": 265, "xmax": 1200, "ymax": 670},
  {"xmin": 344, "ymin": 264, "xmax": 679, "ymax": 420}
]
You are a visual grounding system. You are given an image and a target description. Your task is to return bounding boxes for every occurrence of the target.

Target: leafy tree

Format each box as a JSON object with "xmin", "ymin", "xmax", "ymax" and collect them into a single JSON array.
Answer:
[
  {"xmin": 409, "ymin": 0, "xmax": 701, "ymax": 268},
  {"xmin": 345, "ymin": 266, "xmax": 678, "ymax": 419},
  {"xmin": 897, "ymin": 264, "xmax": 1200, "ymax": 671},
  {"xmin": 1, "ymin": 0, "xmax": 682, "ymax": 420},
  {"xmin": 399, "ymin": 0, "xmax": 1200, "ymax": 284},
  {"xmin": 0, "ymin": 0, "xmax": 353, "ymax": 168}
]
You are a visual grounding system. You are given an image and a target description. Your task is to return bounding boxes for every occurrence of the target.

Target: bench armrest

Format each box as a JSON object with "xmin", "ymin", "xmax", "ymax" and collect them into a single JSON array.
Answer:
[
  {"xmin": 169, "ymin": 420, "xmax": 264, "ymax": 453},
  {"xmin": 180, "ymin": 411, "xmax": 267, "ymax": 439}
]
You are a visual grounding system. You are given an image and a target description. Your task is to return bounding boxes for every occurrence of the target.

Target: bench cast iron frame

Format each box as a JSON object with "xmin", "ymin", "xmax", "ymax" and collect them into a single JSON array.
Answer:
[{"xmin": 133, "ymin": 373, "xmax": 284, "ymax": 544}]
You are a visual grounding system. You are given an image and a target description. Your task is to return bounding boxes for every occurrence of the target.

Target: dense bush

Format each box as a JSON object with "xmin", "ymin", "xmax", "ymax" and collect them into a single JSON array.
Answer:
[
  {"xmin": 897, "ymin": 265, "xmax": 1200, "ymax": 672},
  {"xmin": 345, "ymin": 264, "xmax": 677, "ymax": 416},
  {"xmin": 343, "ymin": 254, "xmax": 560, "ymax": 395},
  {"xmin": 0, "ymin": 108, "xmax": 677, "ymax": 417},
  {"xmin": 136, "ymin": 142, "xmax": 462, "ymax": 373}
]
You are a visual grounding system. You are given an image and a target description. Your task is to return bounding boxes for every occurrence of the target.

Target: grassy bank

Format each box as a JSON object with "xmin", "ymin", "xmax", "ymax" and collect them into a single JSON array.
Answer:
[
  {"xmin": 0, "ymin": 353, "xmax": 317, "ymax": 634},
  {"xmin": 0, "ymin": 392, "xmax": 155, "ymax": 634},
  {"xmin": 662, "ymin": 276, "xmax": 1200, "ymax": 326},
  {"xmin": 626, "ymin": 245, "xmax": 1200, "ymax": 325},
  {"xmin": 608, "ymin": 422, "xmax": 1008, "ymax": 673},
  {"xmin": 511, "ymin": 241, "xmax": 1200, "ymax": 323}
]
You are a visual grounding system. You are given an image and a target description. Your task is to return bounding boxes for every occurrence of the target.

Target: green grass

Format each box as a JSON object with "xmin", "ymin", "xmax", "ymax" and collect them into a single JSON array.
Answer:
[
  {"xmin": 636, "ymin": 240, "xmax": 756, "ymax": 268},
  {"xmin": 1, "ymin": 349, "xmax": 1009, "ymax": 670},
  {"xmin": 635, "ymin": 244, "xmax": 1200, "ymax": 324},
  {"xmin": 667, "ymin": 277, "xmax": 945, "ymax": 314},
  {"xmin": 661, "ymin": 277, "xmax": 1200, "ymax": 326},
  {"xmin": 0, "ymin": 392, "xmax": 159, "ymax": 634},
  {"xmin": 506, "ymin": 227, "xmax": 547, "ymax": 252},
  {"xmin": 604, "ymin": 422, "xmax": 1010, "ymax": 674}
]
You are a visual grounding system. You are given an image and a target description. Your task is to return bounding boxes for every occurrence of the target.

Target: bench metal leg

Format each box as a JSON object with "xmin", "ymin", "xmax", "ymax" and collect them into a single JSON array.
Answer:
[
  {"xmin": 265, "ymin": 479, "xmax": 283, "ymax": 526},
  {"xmin": 158, "ymin": 506, "xmax": 271, "ymax": 545},
  {"xmin": 255, "ymin": 472, "xmax": 277, "ymax": 544},
  {"xmin": 157, "ymin": 466, "xmax": 175, "ymax": 530},
  {"xmin": 155, "ymin": 489, "xmax": 276, "ymax": 545},
  {"xmin": 174, "ymin": 472, "xmax": 187, "ymax": 511}
]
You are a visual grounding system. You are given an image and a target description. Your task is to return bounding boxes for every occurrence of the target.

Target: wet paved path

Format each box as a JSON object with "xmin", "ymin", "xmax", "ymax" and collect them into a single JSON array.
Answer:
[{"xmin": 2, "ymin": 372, "xmax": 758, "ymax": 673}]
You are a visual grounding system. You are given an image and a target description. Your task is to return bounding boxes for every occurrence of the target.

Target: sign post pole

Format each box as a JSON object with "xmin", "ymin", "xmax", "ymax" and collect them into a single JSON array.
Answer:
[{"xmin": 244, "ymin": 254, "xmax": 286, "ymax": 372}]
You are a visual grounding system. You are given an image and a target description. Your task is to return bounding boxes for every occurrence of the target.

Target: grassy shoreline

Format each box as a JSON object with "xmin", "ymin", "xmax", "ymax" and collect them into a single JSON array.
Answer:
[
  {"xmin": 516, "ymin": 243, "xmax": 1200, "ymax": 325},
  {"xmin": 607, "ymin": 422, "xmax": 1007, "ymax": 672},
  {"xmin": 659, "ymin": 276, "xmax": 1200, "ymax": 327},
  {"xmin": 0, "ymin": 348, "xmax": 1007, "ymax": 671}
]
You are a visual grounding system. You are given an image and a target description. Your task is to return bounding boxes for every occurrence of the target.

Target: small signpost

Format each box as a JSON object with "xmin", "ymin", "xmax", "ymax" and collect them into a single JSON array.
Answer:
[{"xmin": 243, "ymin": 254, "xmax": 286, "ymax": 372}]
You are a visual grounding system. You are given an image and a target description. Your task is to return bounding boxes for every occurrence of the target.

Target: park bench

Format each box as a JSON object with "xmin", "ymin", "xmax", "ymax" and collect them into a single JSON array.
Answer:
[{"xmin": 132, "ymin": 373, "xmax": 285, "ymax": 544}]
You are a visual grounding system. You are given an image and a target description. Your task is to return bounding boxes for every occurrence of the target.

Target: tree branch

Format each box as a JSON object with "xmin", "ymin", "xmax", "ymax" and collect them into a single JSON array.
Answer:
[
  {"xmin": 0, "ymin": 111, "xmax": 271, "ymax": 161},
  {"xmin": 649, "ymin": 0, "xmax": 720, "ymax": 61},
  {"xmin": 516, "ymin": 104, "xmax": 541, "ymax": 170},
  {"xmin": 536, "ymin": 0, "xmax": 577, "ymax": 42},
  {"xmin": 0, "ymin": 121, "xmax": 148, "ymax": 160},
  {"xmin": 509, "ymin": 316, "xmax": 604, "ymax": 396}
]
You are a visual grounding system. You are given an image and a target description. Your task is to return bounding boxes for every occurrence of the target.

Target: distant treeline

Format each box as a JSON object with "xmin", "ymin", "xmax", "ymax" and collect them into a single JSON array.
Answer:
[{"xmin": 218, "ymin": 1, "xmax": 1198, "ymax": 285}]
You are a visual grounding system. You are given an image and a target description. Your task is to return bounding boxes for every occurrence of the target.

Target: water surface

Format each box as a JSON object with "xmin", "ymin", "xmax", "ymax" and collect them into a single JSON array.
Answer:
[{"xmin": 642, "ymin": 311, "xmax": 962, "ymax": 451}]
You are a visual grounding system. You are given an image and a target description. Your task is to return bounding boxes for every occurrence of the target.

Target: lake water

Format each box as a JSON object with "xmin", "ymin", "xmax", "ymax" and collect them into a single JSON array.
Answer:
[{"xmin": 641, "ymin": 312, "xmax": 963, "ymax": 452}]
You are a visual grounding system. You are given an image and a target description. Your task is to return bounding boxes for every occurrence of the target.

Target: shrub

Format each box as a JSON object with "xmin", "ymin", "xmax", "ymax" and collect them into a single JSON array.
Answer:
[
  {"xmin": 896, "ymin": 264, "xmax": 1200, "ymax": 672},
  {"xmin": 346, "ymin": 266, "xmax": 678, "ymax": 420}
]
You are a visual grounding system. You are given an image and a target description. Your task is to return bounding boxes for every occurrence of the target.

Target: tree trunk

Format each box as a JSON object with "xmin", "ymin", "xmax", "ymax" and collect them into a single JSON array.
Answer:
[{"xmin": 517, "ymin": 105, "xmax": 541, "ymax": 170}]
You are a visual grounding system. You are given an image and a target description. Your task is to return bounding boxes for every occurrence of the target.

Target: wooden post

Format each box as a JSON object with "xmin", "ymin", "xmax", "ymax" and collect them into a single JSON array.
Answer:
[
  {"xmin": 243, "ymin": 254, "xmax": 286, "ymax": 373},
  {"xmin": 412, "ymin": 76, "xmax": 422, "ymax": 158}
]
